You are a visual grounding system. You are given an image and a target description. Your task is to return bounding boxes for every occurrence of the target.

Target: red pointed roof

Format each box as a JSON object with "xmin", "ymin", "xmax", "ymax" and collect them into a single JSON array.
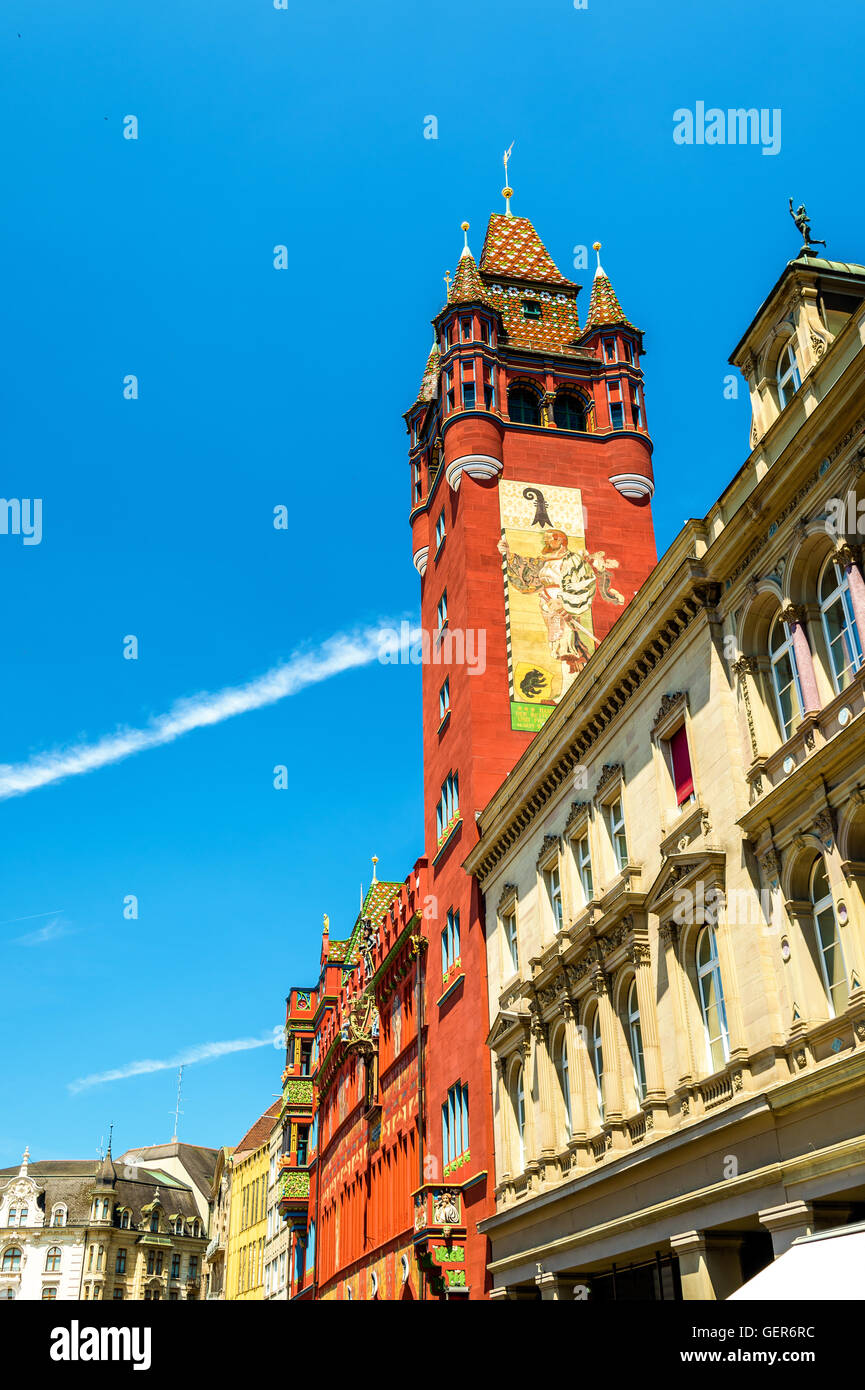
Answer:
[
  {"xmin": 480, "ymin": 213, "xmax": 575, "ymax": 287},
  {"xmin": 415, "ymin": 341, "xmax": 439, "ymax": 404}
]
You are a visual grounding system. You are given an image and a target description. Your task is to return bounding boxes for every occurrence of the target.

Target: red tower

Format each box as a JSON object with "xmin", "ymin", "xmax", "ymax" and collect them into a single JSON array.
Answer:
[{"xmin": 404, "ymin": 206, "xmax": 658, "ymax": 1296}]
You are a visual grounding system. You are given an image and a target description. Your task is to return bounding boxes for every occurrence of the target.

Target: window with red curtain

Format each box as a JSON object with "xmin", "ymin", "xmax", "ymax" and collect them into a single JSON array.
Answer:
[{"xmin": 669, "ymin": 724, "xmax": 694, "ymax": 805}]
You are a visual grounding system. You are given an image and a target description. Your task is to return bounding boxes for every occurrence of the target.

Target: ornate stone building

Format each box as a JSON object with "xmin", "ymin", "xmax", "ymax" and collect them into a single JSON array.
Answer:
[
  {"xmin": 0, "ymin": 1146, "xmax": 208, "ymax": 1300},
  {"xmin": 466, "ymin": 240, "xmax": 865, "ymax": 1298}
]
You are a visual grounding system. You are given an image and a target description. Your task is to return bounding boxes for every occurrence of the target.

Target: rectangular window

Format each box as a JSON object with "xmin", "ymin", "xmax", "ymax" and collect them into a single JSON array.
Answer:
[
  {"xmin": 115, "ymin": 1249, "xmax": 126, "ymax": 1274},
  {"xmin": 442, "ymin": 907, "xmax": 460, "ymax": 974},
  {"xmin": 522, "ymin": 300, "xmax": 541, "ymax": 320},
  {"xmin": 438, "ymin": 676, "xmax": 450, "ymax": 722},
  {"xmin": 504, "ymin": 910, "xmax": 519, "ymax": 973},
  {"xmin": 113, "ymin": 1289, "xmax": 125, "ymax": 1300},
  {"xmin": 604, "ymin": 338, "xmax": 617, "ymax": 362},
  {"xmin": 436, "ymin": 590, "xmax": 448, "ymax": 634},
  {"xmin": 299, "ymin": 1039, "xmax": 312, "ymax": 1075},
  {"xmin": 189, "ymin": 1255, "xmax": 199, "ymax": 1279},
  {"xmin": 462, "ymin": 381, "xmax": 476, "ymax": 409},
  {"xmin": 631, "ymin": 383, "xmax": 642, "ymax": 429},
  {"xmin": 484, "ymin": 364, "xmax": 496, "ymax": 409},
  {"xmin": 576, "ymin": 832, "xmax": 593, "ymax": 902},
  {"xmin": 297, "ymin": 1125, "xmax": 309, "ymax": 1166},
  {"xmin": 171, "ymin": 1253, "xmax": 181, "ymax": 1279},
  {"xmin": 545, "ymin": 863, "xmax": 564, "ymax": 931},
  {"xmin": 434, "ymin": 509, "xmax": 445, "ymax": 551},
  {"xmin": 411, "ymin": 461, "xmax": 422, "ymax": 506},
  {"xmin": 480, "ymin": 319, "xmax": 491, "ymax": 344},
  {"xmin": 444, "ymin": 369, "xmax": 454, "ymax": 411},
  {"xmin": 461, "ymin": 316, "xmax": 472, "ymax": 342},
  {"xmin": 442, "ymin": 1082, "xmax": 470, "ymax": 1167},
  {"xmin": 623, "ymin": 339, "xmax": 634, "ymax": 364},
  {"xmin": 666, "ymin": 723, "xmax": 695, "ymax": 806},
  {"xmin": 155, "ymin": 1252, "xmax": 163, "ymax": 1275},
  {"xmin": 607, "ymin": 796, "xmax": 629, "ymax": 871},
  {"xmin": 606, "ymin": 381, "xmax": 624, "ymax": 429},
  {"xmin": 436, "ymin": 771, "xmax": 459, "ymax": 841}
]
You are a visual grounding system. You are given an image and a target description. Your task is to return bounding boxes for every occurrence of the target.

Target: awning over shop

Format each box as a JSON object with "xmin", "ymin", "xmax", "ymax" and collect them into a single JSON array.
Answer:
[{"xmin": 728, "ymin": 1223, "xmax": 865, "ymax": 1300}]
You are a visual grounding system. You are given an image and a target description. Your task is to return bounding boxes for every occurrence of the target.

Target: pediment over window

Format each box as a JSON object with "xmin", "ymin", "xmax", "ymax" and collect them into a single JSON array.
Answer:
[{"xmin": 645, "ymin": 850, "xmax": 726, "ymax": 919}]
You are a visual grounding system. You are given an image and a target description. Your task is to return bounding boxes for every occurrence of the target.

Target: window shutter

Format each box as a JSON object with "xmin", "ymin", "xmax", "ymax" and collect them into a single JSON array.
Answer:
[{"xmin": 669, "ymin": 724, "xmax": 694, "ymax": 804}]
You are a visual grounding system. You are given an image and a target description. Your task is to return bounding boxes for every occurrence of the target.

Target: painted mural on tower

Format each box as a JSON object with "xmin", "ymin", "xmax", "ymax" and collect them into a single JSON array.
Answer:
[{"xmin": 498, "ymin": 480, "xmax": 624, "ymax": 731}]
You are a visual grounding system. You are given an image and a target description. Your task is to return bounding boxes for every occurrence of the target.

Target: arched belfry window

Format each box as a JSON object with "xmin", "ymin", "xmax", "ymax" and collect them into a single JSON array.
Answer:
[
  {"xmin": 553, "ymin": 392, "xmax": 587, "ymax": 431},
  {"xmin": 769, "ymin": 612, "xmax": 804, "ymax": 740},
  {"xmin": 508, "ymin": 386, "xmax": 540, "ymax": 426},
  {"xmin": 819, "ymin": 556, "xmax": 862, "ymax": 693},
  {"xmin": 810, "ymin": 859, "xmax": 848, "ymax": 1017},
  {"xmin": 777, "ymin": 338, "xmax": 801, "ymax": 407}
]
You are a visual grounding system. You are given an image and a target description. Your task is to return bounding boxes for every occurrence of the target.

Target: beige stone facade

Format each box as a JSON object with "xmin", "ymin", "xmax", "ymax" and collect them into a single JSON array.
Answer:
[{"xmin": 468, "ymin": 248, "xmax": 865, "ymax": 1300}]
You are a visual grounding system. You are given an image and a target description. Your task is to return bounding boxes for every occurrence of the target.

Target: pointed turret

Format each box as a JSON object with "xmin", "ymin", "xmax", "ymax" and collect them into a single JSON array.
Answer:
[
  {"xmin": 582, "ymin": 242, "xmax": 636, "ymax": 331},
  {"xmin": 415, "ymin": 337, "xmax": 439, "ymax": 404},
  {"xmin": 448, "ymin": 223, "xmax": 490, "ymax": 307},
  {"xmin": 96, "ymin": 1147, "xmax": 117, "ymax": 1187}
]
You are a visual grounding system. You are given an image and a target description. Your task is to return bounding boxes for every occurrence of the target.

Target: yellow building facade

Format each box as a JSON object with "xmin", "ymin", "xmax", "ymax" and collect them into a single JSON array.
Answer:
[{"xmin": 225, "ymin": 1103, "xmax": 280, "ymax": 1301}]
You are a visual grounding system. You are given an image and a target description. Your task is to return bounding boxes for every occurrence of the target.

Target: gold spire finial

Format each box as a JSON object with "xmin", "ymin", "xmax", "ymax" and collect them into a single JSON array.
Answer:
[
  {"xmin": 502, "ymin": 142, "xmax": 515, "ymax": 217},
  {"xmin": 593, "ymin": 242, "xmax": 604, "ymax": 276},
  {"xmin": 371, "ymin": 855, "xmax": 378, "ymax": 883}
]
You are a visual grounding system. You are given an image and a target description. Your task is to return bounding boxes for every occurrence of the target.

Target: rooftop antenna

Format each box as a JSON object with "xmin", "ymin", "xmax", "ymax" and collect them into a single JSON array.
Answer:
[
  {"xmin": 171, "ymin": 1066, "xmax": 184, "ymax": 1143},
  {"xmin": 107, "ymin": 1121, "xmax": 114, "ymax": 1154}
]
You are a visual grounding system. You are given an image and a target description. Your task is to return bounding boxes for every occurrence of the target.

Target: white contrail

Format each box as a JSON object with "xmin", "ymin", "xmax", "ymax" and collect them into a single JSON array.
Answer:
[
  {"xmin": 0, "ymin": 625, "xmax": 397, "ymax": 802},
  {"xmin": 69, "ymin": 1034, "xmax": 278, "ymax": 1093}
]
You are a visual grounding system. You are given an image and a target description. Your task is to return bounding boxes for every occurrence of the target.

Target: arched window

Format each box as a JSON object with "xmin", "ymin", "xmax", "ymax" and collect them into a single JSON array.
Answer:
[
  {"xmin": 696, "ymin": 925, "xmax": 730, "ymax": 1071},
  {"xmin": 45, "ymin": 1247, "xmax": 62, "ymax": 1272},
  {"xmin": 512, "ymin": 1064, "xmax": 526, "ymax": 1171},
  {"xmin": 51, "ymin": 1206, "xmax": 67, "ymax": 1228},
  {"xmin": 508, "ymin": 386, "xmax": 540, "ymax": 426},
  {"xmin": 554, "ymin": 392, "xmax": 587, "ymax": 431},
  {"xmin": 769, "ymin": 612, "xmax": 803, "ymax": 740},
  {"xmin": 120, "ymin": 1210, "xmax": 130, "ymax": 1230},
  {"xmin": 42, "ymin": 1286, "xmax": 58, "ymax": 1299},
  {"xmin": 810, "ymin": 859, "xmax": 849, "ymax": 1017},
  {"xmin": 627, "ymin": 981, "xmax": 646, "ymax": 1103},
  {"xmin": 819, "ymin": 556, "xmax": 862, "ymax": 693},
  {"xmin": 590, "ymin": 1011, "xmax": 605, "ymax": 1123},
  {"xmin": 777, "ymin": 338, "xmax": 801, "ymax": 407},
  {"xmin": 149, "ymin": 1213, "xmax": 159, "ymax": 1233},
  {"xmin": 1, "ymin": 1248, "xmax": 21, "ymax": 1272},
  {"xmin": 554, "ymin": 1031, "xmax": 572, "ymax": 1140}
]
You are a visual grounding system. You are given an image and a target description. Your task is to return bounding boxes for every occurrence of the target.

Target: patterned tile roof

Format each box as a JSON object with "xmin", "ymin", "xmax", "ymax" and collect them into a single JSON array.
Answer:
[
  {"xmin": 480, "ymin": 213, "xmax": 575, "ymax": 287},
  {"xmin": 449, "ymin": 248, "xmax": 491, "ymax": 306},
  {"xmin": 485, "ymin": 283, "xmax": 581, "ymax": 353},
  {"xmin": 415, "ymin": 341, "xmax": 439, "ymax": 404},
  {"xmin": 327, "ymin": 880, "xmax": 404, "ymax": 968},
  {"xmin": 583, "ymin": 264, "xmax": 635, "ymax": 330}
]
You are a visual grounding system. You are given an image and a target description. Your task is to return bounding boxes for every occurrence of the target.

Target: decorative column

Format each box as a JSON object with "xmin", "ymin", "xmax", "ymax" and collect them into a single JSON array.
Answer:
[
  {"xmin": 780, "ymin": 601, "xmax": 821, "ymax": 715},
  {"xmin": 517, "ymin": 1033, "xmax": 537, "ymax": 1177},
  {"xmin": 660, "ymin": 922, "xmax": 696, "ymax": 1093},
  {"xmin": 530, "ymin": 1011, "xmax": 558, "ymax": 1166},
  {"xmin": 590, "ymin": 964, "xmax": 625, "ymax": 1141},
  {"xmin": 492, "ymin": 1057, "xmax": 510, "ymax": 1187},
  {"xmin": 670, "ymin": 1231, "xmax": 745, "ymax": 1301},
  {"xmin": 835, "ymin": 541, "xmax": 865, "ymax": 639},
  {"xmin": 630, "ymin": 942, "xmax": 666, "ymax": 1117},
  {"xmin": 561, "ymin": 999, "xmax": 589, "ymax": 1160}
]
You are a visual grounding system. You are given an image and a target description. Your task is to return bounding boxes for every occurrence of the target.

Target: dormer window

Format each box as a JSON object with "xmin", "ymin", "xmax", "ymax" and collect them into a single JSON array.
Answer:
[
  {"xmin": 777, "ymin": 338, "xmax": 801, "ymax": 406},
  {"xmin": 521, "ymin": 299, "xmax": 541, "ymax": 321}
]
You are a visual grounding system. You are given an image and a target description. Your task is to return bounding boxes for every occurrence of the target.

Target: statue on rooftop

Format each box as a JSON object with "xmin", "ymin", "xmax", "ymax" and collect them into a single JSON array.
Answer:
[{"xmin": 789, "ymin": 198, "xmax": 826, "ymax": 253}]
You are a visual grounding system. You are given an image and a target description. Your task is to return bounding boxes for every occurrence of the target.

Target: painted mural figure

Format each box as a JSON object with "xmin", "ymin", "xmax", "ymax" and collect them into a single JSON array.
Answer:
[{"xmin": 497, "ymin": 529, "xmax": 624, "ymax": 684}]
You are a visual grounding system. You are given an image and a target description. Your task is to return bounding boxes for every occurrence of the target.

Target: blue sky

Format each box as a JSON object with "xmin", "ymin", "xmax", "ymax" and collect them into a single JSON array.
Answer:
[{"xmin": 2, "ymin": 0, "xmax": 864, "ymax": 1167}]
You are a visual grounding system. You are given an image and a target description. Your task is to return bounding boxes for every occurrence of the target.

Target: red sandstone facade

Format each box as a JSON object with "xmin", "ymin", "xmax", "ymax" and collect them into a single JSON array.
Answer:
[{"xmin": 280, "ymin": 204, "xmax": 658, "ymax": 1299}]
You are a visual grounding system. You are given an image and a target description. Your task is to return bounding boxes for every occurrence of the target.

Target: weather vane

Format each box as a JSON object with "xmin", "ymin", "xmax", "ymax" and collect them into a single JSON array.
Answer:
[
  {"xmin": 502, "ymin": 141, "xmax": 514, "ymax": 217},
  {"xmin": 789, "ymin": 198, "xmax": 826, "ymax": 257}
]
